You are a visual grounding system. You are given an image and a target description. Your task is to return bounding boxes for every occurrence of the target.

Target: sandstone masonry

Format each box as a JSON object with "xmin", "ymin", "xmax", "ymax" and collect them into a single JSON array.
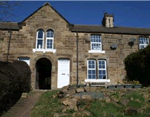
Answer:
[{"xmin": 0, "ymin": 2, "xmax": 150, "ymax": 90}]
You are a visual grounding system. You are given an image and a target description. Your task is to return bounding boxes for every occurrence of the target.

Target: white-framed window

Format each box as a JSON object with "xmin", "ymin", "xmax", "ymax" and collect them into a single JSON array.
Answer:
[
  {"xmin": 36, "ymin": 29, "xmax": 44, "ymax": 49},
  {"xmin": 139, "ymin": 37, "xmax": 149, "ymax": 49},
  {"xmin": 87, "ymin": 59, "xmax": 107, "ymax": 80},
  {"xmin": 91, "ymin": 35, "xmax": 102, "ymax": 50},
  {"xmin": 46, "ymin": 29, "xmax": 54, "ymax": 49},
  {"xmin": 87, "ymin": 60, "xmax": 96, "ymax": 79},
  {"xmin": 88, "ymin": 35, "xmax": 105, "ymax": 53},
  {"xmin": 98, "ymin": 60, "xmax": 107, "ymax": 79},
  {"xmin": 18, "ymin": 57, "xmax": 30, "ymax": 66},
  {"xmin": 33, "ymin": 29, "xmax": 56, "ymax": 53}
]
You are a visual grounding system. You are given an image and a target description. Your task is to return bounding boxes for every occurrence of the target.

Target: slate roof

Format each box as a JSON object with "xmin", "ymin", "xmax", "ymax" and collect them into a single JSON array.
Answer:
[
  {"xmin": 0, "ymin": 22, "xmax": 19, "ymax": 30},
  {"xmin": 71, "ymin": 25, "xmax": 150, "ymax": 35}
]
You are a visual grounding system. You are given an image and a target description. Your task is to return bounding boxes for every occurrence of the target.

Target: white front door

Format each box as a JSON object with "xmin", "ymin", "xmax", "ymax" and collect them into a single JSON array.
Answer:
[{"xmin": 57, "ymin": 59, "xmax": 70, "ymax": 88}]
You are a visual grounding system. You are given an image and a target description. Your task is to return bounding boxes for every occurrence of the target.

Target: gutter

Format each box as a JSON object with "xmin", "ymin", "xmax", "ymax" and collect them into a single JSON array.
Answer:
[{"xmin": 76, "ymin": 31, "xmax": 79, "ymax": 87}]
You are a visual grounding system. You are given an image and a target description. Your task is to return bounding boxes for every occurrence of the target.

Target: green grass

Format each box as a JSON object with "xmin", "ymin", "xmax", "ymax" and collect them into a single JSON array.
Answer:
[
  {"xmin": 125, "ymin": 92, "xmax": 145, "ymax": 103},
  {"xmin": 31, "ymin": 90, "xmax": 150, "ymax": 117},
  {"xmin": 65, "ymin": 109, "xmax": 76, "ymax": 114},
  {"xmin": 87, "ymin": 91, "xmax": 147, "ymax": 117},
  {"xmin": 31, "ymin": 90, "xmax": 61, "ymax": 117},
  {"xmin": 127, "ymin": 100, "xmax": 142, "ymax": 108},
  {"xmin": 87, "ymin": 100, "xmax": 125, "ymax": 117},
  {"xmin": 110, "ymin": 91, "xmax": 120, "ymax": 99}
]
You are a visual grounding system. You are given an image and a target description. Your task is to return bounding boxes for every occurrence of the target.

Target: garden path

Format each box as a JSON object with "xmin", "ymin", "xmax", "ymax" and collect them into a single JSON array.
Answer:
[{"xmin": 2, "ymin": 91, "xmax": 45, "ymax": 117}]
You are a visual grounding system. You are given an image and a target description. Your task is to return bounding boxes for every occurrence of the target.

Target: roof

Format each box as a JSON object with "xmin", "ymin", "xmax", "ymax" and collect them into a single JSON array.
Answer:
[
  {"xmin": 0, "ymin": 22, "xmax": 19, "ymax": 30},
  {"xmin": 71, "ymin": 25, "xmax": 150, "ymax": 35},
  {"xmin": 21, "ymin": 2, "xmax": 70, "ymax": 24}
]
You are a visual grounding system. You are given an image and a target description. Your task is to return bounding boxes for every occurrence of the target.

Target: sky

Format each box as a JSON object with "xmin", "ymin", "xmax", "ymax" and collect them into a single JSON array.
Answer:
[{"xmin": 1, "ymin": 1, "xmax": 150, "ymax": 28}]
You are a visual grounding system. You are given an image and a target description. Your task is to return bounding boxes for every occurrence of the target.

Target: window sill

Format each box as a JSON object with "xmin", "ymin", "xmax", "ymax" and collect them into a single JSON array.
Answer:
[
  {"xmin": 32, "ymin": 49, "xmax": 56, "ymax": 53},
  {"xmin": 88, "ymin": 50, "xmax": 105, "ymax": 53},
  {"xmin": 85, "ymin": 79, "xmax": 110, "ymax": 83}
]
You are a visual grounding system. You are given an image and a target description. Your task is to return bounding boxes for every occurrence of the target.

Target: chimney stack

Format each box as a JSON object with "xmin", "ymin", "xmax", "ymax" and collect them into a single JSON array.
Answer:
[{"xmin": 102, "ymin": 12, "xmax": 114, "ymax": 28}]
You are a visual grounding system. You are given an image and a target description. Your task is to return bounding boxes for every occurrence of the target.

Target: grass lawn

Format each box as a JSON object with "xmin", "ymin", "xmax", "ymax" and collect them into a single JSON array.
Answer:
[{"xmin": 31, "ymin": 90, "xmax": 150, "ymax": 117}]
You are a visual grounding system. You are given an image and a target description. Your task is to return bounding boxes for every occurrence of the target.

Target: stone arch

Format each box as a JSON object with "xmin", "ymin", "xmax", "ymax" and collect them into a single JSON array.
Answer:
[{"xmin": 35, "ymin": 57, "xmax": 52, "ymax": 89}]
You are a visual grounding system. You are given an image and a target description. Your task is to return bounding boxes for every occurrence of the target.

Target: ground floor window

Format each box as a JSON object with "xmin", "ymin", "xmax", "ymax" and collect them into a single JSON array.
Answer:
[
  {"xmin": 18, "ymin": 57, "xmax": 30, "ymax": 66},
  {"xmin": 87, "ymin": 59, "xmax": 107, "ymax": 79}
]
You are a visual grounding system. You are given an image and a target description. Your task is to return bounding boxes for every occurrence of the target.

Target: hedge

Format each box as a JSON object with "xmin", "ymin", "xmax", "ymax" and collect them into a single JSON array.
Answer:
[
  {"xmin": 124, "ymin": 45, "xmax": 150, "ymax": 85},
  {"xmin": 0, "ymin": 60, "xmax": 31, "ymax": 114},
  {"xmin": 12, "ymin": 60, "xmax": 31, "ymax": 92}
]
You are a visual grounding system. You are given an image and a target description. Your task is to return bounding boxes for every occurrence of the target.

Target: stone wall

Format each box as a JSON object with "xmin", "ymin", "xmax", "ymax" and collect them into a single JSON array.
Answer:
[
  {"xmin": 0, "ymin": 4, "xmax": 149, "ymax": 90},
  {"xmin": 0, "ymin": 4, "xmax": 76, "ymax": 90},
  {"xmin": 76, "ymin": 33, "xmax": 145, "ymax": 84}
]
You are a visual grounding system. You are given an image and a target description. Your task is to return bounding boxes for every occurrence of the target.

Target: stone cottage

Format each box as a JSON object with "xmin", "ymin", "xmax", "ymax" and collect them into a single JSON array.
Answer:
[{"xmin": 0, "ymin": 2, "xmax": 150, "ymax": 90}]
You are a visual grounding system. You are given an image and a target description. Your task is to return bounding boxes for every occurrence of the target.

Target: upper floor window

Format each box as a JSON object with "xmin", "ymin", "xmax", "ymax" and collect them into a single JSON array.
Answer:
[
  {"xmin": 139, "ymin": 37, "xmax": 149, "ymax": 49},
  {"xmin": 88, "ymin": 35, "xmax": 105, "ymax": 53},
  {"xmin": 36, "ymin": 29, "xmax": 44, "ymax": 49},
  {"xmin": 33, "ymin": 29, "xmax": 56, "ymax": 53},
  {"xmin": 46, "ymin": 30, "xmax": 54, "ymax": 49},
  {"xmin": 90, "ymin": 35, "xmax": 102, "ymax": 50}
]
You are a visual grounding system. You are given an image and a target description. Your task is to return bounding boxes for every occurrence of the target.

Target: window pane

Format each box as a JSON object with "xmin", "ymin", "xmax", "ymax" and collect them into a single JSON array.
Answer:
[
  {"xmin": 92, "ymin": 43, "xmax": 101, "ymax": 50},
  {"xmin": 92, "ymin": 61, "xmax": 94, "ymax": 64},
  {"xmin": 146, "ymin": 38, "xmax": 149, "ymax": 44},
  {"xmin": 98, "ymin": 70, "xmax": 107, "ymax": 79},
  {"xmin": 37, "ymin": 40, "xmax": 43, "ymax": 49},
  {"xmin": 38, "ymin": 30, "xmax": 43, "ymax": 38},
  {"xmin": 139, "ymin": 45, "xmax": 145, "ymax": 49},
  {"xmin": 88, "ymin": 70, "xmax": 96, "ymax": 79},
  {"xmin": 99, "ymin": 60, "xmax": 105, "ymax": 69},
  {"xmin": 139, "ymin": 37, "xmax": 149, "ymax": 44},
  {"xmin": 47, "ymin": 39, "xmax": 53, "ymax": 49},
  {"xmin": 92, "ymin": 70, "xmax": 95, "ymax": 74},
  {"xmin": 88, "ymin": 60, "xmax": 95, "ymax": 68},
  {"xmin": 47, "ymin": 30, "xmax": 54, "ymax": 37},
  {"xmin": 92, "ymin": 75, "xmax": 96, "ymax": 79},
  {"xmin": 91, "ymin": 35, "xmax": 101, "ymax": 42}
]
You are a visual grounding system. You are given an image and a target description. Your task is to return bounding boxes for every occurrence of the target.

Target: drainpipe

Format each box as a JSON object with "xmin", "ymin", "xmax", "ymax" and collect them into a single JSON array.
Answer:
[
  {"xmin": 76, "ymin": 31, "xmax": 79, "ymax": 87},
  {"xmin": 7, "ymin": 30, "xmax": 12, "ymax": 62}
]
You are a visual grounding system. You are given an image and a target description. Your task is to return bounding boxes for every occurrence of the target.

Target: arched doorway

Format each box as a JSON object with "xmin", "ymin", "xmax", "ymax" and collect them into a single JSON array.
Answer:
[{"xmin": 36, "ymin": 58, "xmax": 52, "ymax": 89}]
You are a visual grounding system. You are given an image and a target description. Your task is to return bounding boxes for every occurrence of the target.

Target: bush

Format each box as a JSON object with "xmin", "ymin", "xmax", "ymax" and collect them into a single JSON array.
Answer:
[
  {"xmin": 12, "ymin": 60, "xmax": 31, "ymax": 92},
  {"xmin": 0, "ymin": 60, "xmax": 31, "ymax": 115},
  {"xmin": 124, "ymin": 45, "xmax": 150, "ymax": 85}
]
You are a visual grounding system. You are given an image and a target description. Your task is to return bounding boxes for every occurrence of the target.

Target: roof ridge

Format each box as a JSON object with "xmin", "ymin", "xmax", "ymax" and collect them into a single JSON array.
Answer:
[
  {"xmin": 43, "ymin": 2, "xmax": 51, "ymax": 6},
  {"xmin": 21, "ymin": 2, "xmax": 70, "ymax": 24},
  {"xmin": 74, "ymin": 24, "xmax": 150, "ymax": 29},
  {"xmin": 74, "ymin": 24, "xmax": 102, "ymax": 26},
  {"xmin": 0, "ymin": 22, "xmax": 18, "ymax": 23}
]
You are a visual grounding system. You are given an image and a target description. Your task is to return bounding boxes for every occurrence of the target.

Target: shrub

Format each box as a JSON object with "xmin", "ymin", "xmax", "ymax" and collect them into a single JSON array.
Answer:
[
  {"xmin": 0, "ymin": 60, "xmax": 31, "ymax": 115},
  {"xmin": 12, "ymin": 60, "xmax": 31, "ymax": 92},
  {"xmin": 124, "ymin": 45, "xmax": 150, "ymax": 85},
  {"xmin": 0, "ymin": 61, "xmax": 20, "ymax": 114}
]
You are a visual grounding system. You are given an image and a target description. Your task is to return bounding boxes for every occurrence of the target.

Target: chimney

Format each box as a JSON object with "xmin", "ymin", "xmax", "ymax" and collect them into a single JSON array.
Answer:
[{"xmin": 102, "ymin": 12, "xmax": 114, "ymax": 28}]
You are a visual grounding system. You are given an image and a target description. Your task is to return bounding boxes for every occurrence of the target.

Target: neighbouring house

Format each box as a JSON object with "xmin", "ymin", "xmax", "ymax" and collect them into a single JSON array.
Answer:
[{"xmin": 0, "ymin": 2, "xmax": 150, "ymax": 90}]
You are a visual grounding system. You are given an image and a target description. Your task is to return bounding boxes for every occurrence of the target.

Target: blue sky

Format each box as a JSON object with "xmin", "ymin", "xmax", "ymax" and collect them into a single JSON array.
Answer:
[{"xmin": 2, "ymin": 1, "xmax": 150, "ymax": 28}]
